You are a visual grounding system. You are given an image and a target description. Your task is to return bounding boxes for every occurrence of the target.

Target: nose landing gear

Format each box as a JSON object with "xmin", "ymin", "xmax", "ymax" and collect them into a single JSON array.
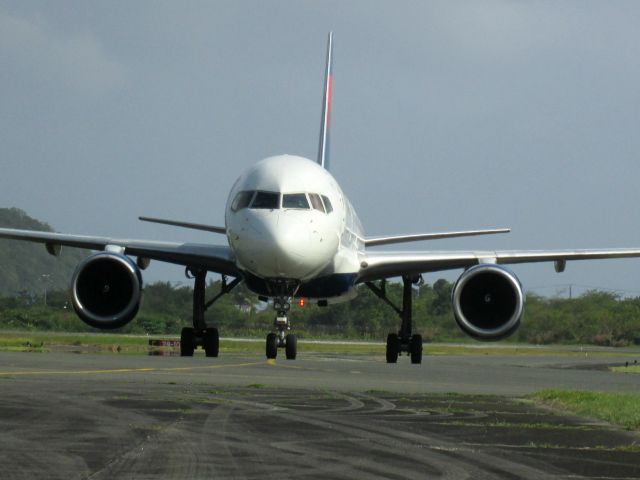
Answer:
[{"xmin": 265, "ymin": 297, "xmax": 297, "ymax": 360}]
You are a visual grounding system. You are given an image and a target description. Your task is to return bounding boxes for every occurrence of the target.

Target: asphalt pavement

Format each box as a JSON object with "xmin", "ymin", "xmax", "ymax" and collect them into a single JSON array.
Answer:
[{"xmin": 0, "ymin": 350, "xmax": 638, "ymax": 479}]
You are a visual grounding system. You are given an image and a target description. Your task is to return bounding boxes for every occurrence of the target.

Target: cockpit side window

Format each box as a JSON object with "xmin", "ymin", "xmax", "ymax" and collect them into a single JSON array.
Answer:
[
  {"xmin": 282, "ymin": 193, "xmax": 310, "ymax": 209},
  {"xmin": 308, "ymin": 193, "xmax": 325, "ymax": 212},
  {"xmin": 231, "ymin": 191, "xmax": 255, "ymax": 212},
  {"xmin": 321, "ymin": 195, "xmax": 333, "ymax": 213},
  {"xmin": 251, "ymin": 191, "xmax": 280, "ymax": 209}
]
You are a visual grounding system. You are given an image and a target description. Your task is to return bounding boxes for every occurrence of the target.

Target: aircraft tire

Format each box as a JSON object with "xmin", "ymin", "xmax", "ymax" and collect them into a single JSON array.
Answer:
[
  {"xmin": 180, "ymin": 327, "xmax": 195, "ymax": 357},
  {"xmin": 266, "ymin": 333, "xmax": 278, "ymax": 359},
  {"xmin": 410, "ymin": 334, "xmax": 423, "ymax": 364},
  {"xmin": 204, "ymin": 328, "xmax": 219, "ymax": 357},
  {"xmin": 285, "ymin": 334, "xmax": 297, "ymax": 360},
  {"xmin": 386, "ymin": 333, "xmax": 399, "ymax": 363}
]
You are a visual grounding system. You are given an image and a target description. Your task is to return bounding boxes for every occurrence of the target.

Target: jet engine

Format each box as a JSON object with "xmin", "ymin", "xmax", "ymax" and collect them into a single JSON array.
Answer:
[
  {"xmin": 452, "ymin": 264, "xmax": 524, "ymax": 340},
  {"xmin": 71, "ymin": 252, "xmax": 143, "ymax": 329}
]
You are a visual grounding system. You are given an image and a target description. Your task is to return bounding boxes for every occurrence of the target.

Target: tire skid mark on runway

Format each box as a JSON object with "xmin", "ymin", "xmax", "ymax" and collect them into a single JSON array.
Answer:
[
  {"xmin": 269, "ymin": 438, "xmax": 442, "ymax": 479},
  {"xmin": 322, "ymin": 392, "xmax": 365, "ymax": 412},
  {"xmin": 207, "ymin": 404, "xmax": 251, "ymax": 480},
  {"xmin": 191, "ymin": 392, "xmax": 425, "ymax": 478},
  {"xmin": 206, "ymin": 394, "xmax": 468, "ymax": 478},
  {"xmin": 216, "ymin": 392, "xmax": 564, "ymax": 480},
  {"xmin": 206, "ymin": 397, "xmax": 435, "ymax": 479},
  {"xmin": 209, "ymin": 405, "xmax": 299, "ymax": 479},
  {"xmin": 86, "ymin": 399, "xmax": 239, "ymax": 478},
  {"xmin": 2, "ymin": 352, "xmax": 639, "ymax": 478},
  {"xmin": 325, "ymin": 413, "xmax": 559, "ymax": 479},
  {"xmin": 354, "ymin": 392, "xmax": 397, "ymax": 414},
  {"xmin": 162, "ymin": 397, "xmax": 317, "ymax": 478},
  {"xmin": 217, "ymin": 394, "xmax": 470, "ymax": 479},
  {"xmin": 84, "ymin": 400, "xmax": 193, "ymax": 479}
]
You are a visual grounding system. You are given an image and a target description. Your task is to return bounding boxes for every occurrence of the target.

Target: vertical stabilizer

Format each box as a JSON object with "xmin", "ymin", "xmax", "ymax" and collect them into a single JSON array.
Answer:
[{"xmin": 317, "ymin": 32, "xmax": 333, "ymax": 170}]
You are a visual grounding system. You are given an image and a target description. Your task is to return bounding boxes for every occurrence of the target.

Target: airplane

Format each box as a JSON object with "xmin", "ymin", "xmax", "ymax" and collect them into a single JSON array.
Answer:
[{"xmin": 2, "ymin": 32, "xmax": 640, "ymax": 364}]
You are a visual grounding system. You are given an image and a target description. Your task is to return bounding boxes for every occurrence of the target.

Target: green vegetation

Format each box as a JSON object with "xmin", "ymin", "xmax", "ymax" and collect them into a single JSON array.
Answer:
[
  {"xmin": 2, "ymin": 279, "xmax": 640, "ymax": 347},
  {"xmin": 0, "ymin": 332, "xmax": 150, "ymax": 354},
  {"xmin": 524, "ymin": 441, "xmax": 640, "ymax": 452},
  {"xmin": 530, "ymin": 390, "xmax": 640, "ymax": 430},
  {"xmin": 0, "ymin": 208, "xmax": 86, "ymax": 295},
  {"xmin": 1, "ymin": 208, "xmax": 640, "ymax": 346},
  {"xmin": 0, "ymin": 331, "xmax": 383, "ymax": 355},
  {"xmin": 2, "ymin": 332, "xmax": 635, "ymax": 358},
  {"xmin": 610, "ymin": 365, "xmax": 640, "ymax": 373}
]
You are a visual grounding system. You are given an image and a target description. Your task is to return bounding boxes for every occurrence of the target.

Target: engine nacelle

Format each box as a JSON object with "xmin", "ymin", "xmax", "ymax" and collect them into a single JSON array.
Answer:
[
  {"xmin": 452, "ymin": 264, "xmax": 524, "ymax": 340},
  {"xmin": 71, "ymin": 252, "xmax": 143, "ymax": 329}
]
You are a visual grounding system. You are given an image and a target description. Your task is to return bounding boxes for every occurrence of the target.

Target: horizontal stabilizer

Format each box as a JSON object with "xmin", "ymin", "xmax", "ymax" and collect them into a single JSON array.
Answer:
[
  {"xmin": 139, "ymin": 216, "xmax": 226, "ymax": 235},
  {"xmin": 365, "ymin": 228, "xmax": 511, "ymax": 247}
]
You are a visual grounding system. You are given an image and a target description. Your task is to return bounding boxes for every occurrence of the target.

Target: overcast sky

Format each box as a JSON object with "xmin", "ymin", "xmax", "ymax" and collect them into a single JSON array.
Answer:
[{"xmin": 2, "ymin": 1, "xmax": 640, "ymax": 297}]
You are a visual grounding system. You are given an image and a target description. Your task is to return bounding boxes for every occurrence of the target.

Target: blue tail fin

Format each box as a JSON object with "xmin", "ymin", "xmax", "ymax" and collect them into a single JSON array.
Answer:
[{"xmin": 317, "ymin": 32, "xmax": 333, "ymax": 170}]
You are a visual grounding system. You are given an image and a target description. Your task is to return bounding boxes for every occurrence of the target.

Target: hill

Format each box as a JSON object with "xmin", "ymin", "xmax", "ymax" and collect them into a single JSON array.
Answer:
[{"xmin": 0, "ymin": 208, "xmax": 86, "ymax": 296}]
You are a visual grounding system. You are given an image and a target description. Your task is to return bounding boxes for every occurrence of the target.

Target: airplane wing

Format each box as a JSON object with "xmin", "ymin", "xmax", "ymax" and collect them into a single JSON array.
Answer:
[
  {"xmin": 364, "ymin": 228, "xmax": 510, "ymax": 247},
  {"xmin": 357, "ymin": 248, "xmax": 640, "ymax": 282},
  {"xmin": 138, "ymin": 216, "xmax": 226, "ymax": 234},
  {"xmin": 0, "ymin": 227, "xmax": 239, "ymax": 276}
]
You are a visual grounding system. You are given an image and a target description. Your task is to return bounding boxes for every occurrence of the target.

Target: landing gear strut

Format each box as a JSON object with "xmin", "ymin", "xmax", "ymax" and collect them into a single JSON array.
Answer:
[
  {"xmin": 366, "ymin": 276, "xmax": 423, "ymax": 364},
  {"xmin": 180, "ymin": 270, "xmax": 240, "ymax": 357},
  {"xmin": 265, "ymin": 296, "xmax": 297, "ymax": 360}
]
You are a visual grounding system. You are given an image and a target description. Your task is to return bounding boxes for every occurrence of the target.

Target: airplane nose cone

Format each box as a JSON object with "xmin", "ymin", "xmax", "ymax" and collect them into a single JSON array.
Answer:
[{"xmin": 230, "ymin": 211, "xmax": 333, "ymax": 279}]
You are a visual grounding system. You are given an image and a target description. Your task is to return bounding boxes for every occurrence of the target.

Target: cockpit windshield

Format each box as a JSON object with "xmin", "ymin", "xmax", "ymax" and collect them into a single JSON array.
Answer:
[
  {"xmin": 308, "ymin": 193, "xmax": 324, "ymax": 212},
  {"xmin": 282, "ymin": 193, "xmax": 310, "ymax": 209},
  {"xmin": 231, "ymin": 190, "xmax": 333, "ymax": 213},
  {"xmin": 231, "ymin": 191, "xmax": 254, "ymax": 212},
  {"xmin": 321, "ymin": 195, "xmax": 333, "ymax": 213},
  {"xmin": 251, "ymin": 191, "xmax": 280, "ymax": 209}
]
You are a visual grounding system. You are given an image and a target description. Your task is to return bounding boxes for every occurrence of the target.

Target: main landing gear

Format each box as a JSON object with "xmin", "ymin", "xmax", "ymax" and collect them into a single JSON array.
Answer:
[
  {"xmin": 366, "ymin": 276, "xmax": 423, "ymax": 364},
  {"xmin": 180, "ymin": 269, "xmax": 241, "ymax": 357},
  {"xmin": 265, "ymin": 296, "xmax": 297, "ymax": 360}
]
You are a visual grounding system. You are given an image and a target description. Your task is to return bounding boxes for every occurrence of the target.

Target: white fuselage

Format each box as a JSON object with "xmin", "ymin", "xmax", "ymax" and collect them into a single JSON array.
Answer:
[{"xmin": 225, "ymin": 155, "xmax": 363, "ymax": 297}]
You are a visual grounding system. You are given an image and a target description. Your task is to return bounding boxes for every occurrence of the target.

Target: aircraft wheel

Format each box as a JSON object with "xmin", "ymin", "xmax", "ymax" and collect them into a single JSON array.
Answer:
[
  {"xmin": 285, "ymin": 334, "xmax": 297, "ymax": 360},
  {"xmin": 204, "ymin": 328, "xmax": 219, "ymax": 357},
  {"xmin": 410, "ymin": 334, "xmax": 423, "ymax": 364},
  {"xmin": 266, "ymin": 333, "xmax": 278, "ymax": 359},
  {"xmin": 386, "ymin": 333, "xmax": 399, "ymax": 363},
  {"xmin": 180, "ymin": 327, "xmax": 195, "ymax": 357}
]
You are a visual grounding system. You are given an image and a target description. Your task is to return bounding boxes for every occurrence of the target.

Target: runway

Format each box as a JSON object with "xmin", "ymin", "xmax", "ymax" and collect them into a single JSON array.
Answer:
[{"xmin": 0, "ymin": 350, "xmax": 638, "ymax": 479}]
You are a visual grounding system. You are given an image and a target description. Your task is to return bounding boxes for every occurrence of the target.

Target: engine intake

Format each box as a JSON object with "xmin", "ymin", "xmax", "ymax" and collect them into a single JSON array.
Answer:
[
  {"xmin": 452, "ymin": 264, "xmax": 524, "ymax": 340},
  {"xmin": 71, "ymin": 252, "xmax": 142, "ymax": 329}
]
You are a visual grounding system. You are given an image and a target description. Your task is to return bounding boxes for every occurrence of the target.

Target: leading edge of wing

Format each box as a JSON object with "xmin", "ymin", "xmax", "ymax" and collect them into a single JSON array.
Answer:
[
  {"xmin": 0, "ymin": 227, "xmax": 239, "ymax": 275},
  {"xmin": 365, "ymin": 228, "xmax": 510, "ymax": 247},
  {"xmin": 358, "ymin": 248, "xmax": 640, "ymax": 282},
  {"xmin": 138, "ymin": 216, "xmax": 226, "ymax": 235}
]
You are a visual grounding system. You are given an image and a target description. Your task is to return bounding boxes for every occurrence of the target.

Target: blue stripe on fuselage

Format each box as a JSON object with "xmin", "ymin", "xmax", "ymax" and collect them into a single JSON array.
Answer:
[{"xmin": 242, "ymin": 272, "xmax": 357, "ymax": 298}]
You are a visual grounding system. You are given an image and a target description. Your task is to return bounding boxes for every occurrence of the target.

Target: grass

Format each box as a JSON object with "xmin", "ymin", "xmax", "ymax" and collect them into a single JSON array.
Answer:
[
  {"xmin": 610, "ymin": 365, "xmax": 640, "ymax": 373},
  {"xmin": 529, "ymin": 390, "xmax": 640, "ymax": 430},
  {"xmin": 524, "ymin": 441, "xmax": 640, "ymax": 452},
  {"xmin": 0, "ymin": 331, "xmax": 638, "ymax": 358}
]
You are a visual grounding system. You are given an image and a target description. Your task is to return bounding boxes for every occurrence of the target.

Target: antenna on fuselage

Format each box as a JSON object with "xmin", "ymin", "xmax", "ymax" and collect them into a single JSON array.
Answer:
[{"xmin": 317, "ymin": 31, "xmax": 333, "ymax": 170}]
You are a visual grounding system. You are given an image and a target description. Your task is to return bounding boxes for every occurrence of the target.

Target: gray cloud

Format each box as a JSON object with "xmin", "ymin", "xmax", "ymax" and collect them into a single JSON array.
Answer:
[
  {"xmin": 0, "ymin": 9, "xmax": 126, "ymax": 94},
  {"xmin": 2, "ymin": 1, "xmax": 640, "ymax": 296}
]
